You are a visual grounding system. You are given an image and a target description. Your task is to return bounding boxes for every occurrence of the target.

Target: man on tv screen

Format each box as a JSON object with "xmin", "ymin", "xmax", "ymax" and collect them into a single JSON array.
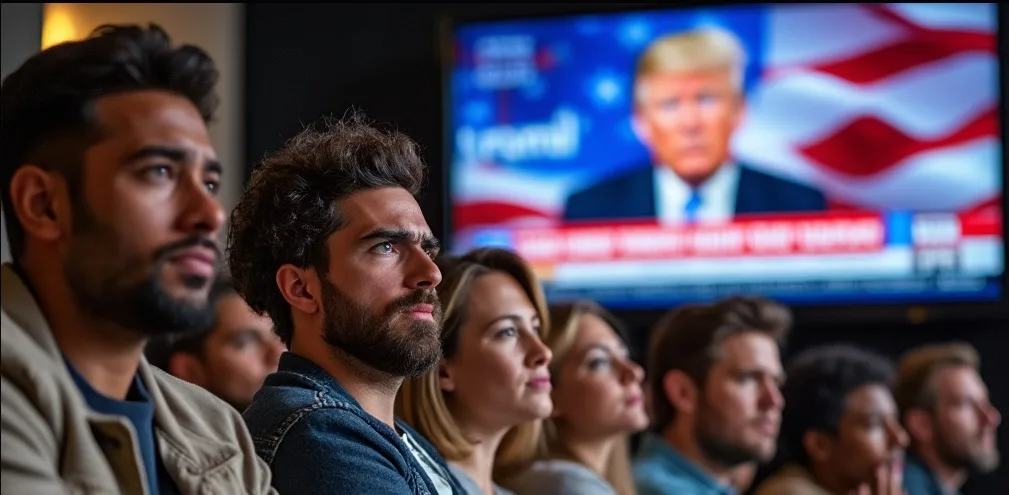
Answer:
[{"xmin": 563, "ymin": 28, "xmax": 827, "ymax": 224}]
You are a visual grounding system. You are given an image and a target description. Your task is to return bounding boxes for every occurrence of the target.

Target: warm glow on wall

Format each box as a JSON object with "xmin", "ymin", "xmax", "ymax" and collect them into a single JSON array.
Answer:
[{"xmin": 41, "ymin": 4, "xmax": 84, "ymax": 50}]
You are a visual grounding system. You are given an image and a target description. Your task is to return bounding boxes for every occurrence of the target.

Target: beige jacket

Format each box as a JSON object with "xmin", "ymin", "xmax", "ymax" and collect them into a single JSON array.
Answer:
[
  {"xmin": 0, "ymin": 264, "xmax": 276, "ymax": 495},
  {"xmin": 753, "ymin": 464, "xmax": 833, "ymax": 495}
]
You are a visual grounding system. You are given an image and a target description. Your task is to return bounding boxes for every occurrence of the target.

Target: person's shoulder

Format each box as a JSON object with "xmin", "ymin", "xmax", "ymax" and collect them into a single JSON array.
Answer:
[
  {"xmin": 1, "ymin": 309, "xmax": 73, "ymax": 423},
  {"xmin": 564, "ymin": 165, "xmax": 656, "ymax": 220},
  {"xmin": 1, "ymin": 308, "xmax": 49, "ymax": 369},
  {"xmin": 576, "ymin": 166, "xmax": 653, "ymax": 197},
  {"xmin": 738, "ymin": 164, "xmax": 824, "ymax": 196},
  {"xmin": 633, "ymin": 461, "xmax": 706, "ymax": 495},
  {"xmin": 509, "ymin": 460, "xmax": 614, "ymax": 495},
  {"xmin": 266, "ymin": 407, "xmax": 419, "ymax": 494},
  {"xmin": 753, "ymin": 465, "xmax": 827, "ymax": 495},
  {"xmin": 269, "ymin": 401, "xmax": 394, "ymax": 455}
]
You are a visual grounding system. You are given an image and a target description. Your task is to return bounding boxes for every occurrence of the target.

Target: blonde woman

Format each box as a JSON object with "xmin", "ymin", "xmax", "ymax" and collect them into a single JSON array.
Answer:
[
  {"xmin": 505, "ymin": 301, "xmax": 648, "ymax": 495},
  {"xmin": 397, "ymin": 248, "xmax": 554, "ymax": 495}
]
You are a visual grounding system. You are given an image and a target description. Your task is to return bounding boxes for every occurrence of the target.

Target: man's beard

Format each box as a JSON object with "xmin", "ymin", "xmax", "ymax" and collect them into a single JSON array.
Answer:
[
  {"xmin": 63, "ymin": 201, "xmax": 220, "ymax": 336},
  {"xmin": 694, "ymin": 396, "xmax": 774, "ymax": 467},
  {"xmin": 320, "ymin": 279, "xmax": 443, "ymax": 378},
  {"xmin": 934, "ymin": 421, "xmax": 1000, "ymax": 474}
]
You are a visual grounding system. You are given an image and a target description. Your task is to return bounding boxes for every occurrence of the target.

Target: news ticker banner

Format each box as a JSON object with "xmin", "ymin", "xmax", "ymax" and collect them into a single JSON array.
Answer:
[{"xmin": 466, "ymin": 210, "xmax": 1003, "ymax": 264}]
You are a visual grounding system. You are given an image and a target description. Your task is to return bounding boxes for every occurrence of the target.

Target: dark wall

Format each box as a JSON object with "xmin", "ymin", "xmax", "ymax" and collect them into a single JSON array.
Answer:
[{"xmin": 246, "ymin": 4, "xmax": 1008, "ymax": 494}]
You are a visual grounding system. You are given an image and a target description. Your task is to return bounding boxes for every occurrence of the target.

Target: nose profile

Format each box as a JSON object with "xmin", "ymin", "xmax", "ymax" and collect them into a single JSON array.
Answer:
[
  {"xmin": 407, "ymin": 247, "xmax": 442, "ymax": 290},
  {"xmin": 983, "ymin": 402, "xmax": 1001, "ymax": 428},
  {"xmin": 525, "ymin": 333, "xmax": 552, "ymax": 369},
  {"xmin": 178, "ymin": 168, "xmax": 226, "ymax": 236},
  {"xmin": 621, "ymin": 359, "xmax": 645, "ymax": 384},
  {"xmin": 889, "ymin": 419, "xmax": 910, "ymax": 450},
  {"xmin": 759, "ymin": 379, "xmax": 784, "ymax": 411}
]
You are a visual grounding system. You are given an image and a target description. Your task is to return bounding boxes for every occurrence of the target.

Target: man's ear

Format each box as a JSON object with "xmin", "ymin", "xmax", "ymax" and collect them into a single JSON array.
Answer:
[
  {"xmin": 276, "ymin": 264, "xmax": 320, "ymax": 316},
  {"xmin": 168, "ymin": 352, "xmax": 207, "ymax": 387},
  {"xmin": 8, "ymin": 165, "xmax": 68, "ymax": 245},
  {"xmin": 803, "ymin": 429, "xmax": 835, "ymax": 465},
  {"xmin": 662, "ymin": 369, "xmax": 699, "ymax": 417},
  {"xmin": 903, "ymin": 408, "xmax": 934, "ymax": 445}
]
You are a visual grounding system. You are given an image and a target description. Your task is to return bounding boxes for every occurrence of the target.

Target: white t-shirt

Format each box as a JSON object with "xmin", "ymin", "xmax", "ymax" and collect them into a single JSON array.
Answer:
[{"xmin": 401, "ymin": 431, "xmax": 454, "ymax": 495}]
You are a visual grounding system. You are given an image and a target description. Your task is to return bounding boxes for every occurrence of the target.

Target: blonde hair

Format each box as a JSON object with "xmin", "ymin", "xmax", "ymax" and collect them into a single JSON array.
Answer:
[
  {"xmin": 396, "ymin": 248, "xmax": 550, "ymax": 479},
  {"xmin": 634, "ymin": 27, "xmax": 747, "ymax": 103},
  {"xmin": 532, "ymin": 301, "xmax": 638, "ymax": 495},
  {"xmin": 893, "ymin": 342, "xmax": 981, "ymax": 414}
]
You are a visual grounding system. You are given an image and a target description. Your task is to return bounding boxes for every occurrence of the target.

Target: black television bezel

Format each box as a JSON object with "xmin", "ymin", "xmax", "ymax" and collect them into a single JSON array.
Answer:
[{"xmin": 436, "ymin": 2, "xmax": 1009, "ymax": 327}]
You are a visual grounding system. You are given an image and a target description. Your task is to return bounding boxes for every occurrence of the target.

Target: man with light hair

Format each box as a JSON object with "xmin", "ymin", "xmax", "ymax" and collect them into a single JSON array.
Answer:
[
  {"xmin": 894, "ymin": 342, "xmax": 1001, "ymax": 495},
  {"xmin": 563, "ymin": 28, "xmax": 826, "ymax": 224}
]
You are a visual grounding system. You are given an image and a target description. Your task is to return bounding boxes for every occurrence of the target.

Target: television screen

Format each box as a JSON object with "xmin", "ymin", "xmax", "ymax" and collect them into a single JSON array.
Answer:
[{"xmin": 446, "ymin": 2, "xmax": 1005, "ymax": 309}]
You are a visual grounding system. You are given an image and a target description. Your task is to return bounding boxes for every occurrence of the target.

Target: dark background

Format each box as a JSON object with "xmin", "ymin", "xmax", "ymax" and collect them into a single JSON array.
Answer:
[{"xmin": 245, "ymin": 4, "xmax": 1008, "ymax": 494}]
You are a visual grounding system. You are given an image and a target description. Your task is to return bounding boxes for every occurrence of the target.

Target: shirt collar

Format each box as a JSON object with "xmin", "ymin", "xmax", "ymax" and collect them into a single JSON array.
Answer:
[
  {"xmin": 637, "ymin": 432, "xmax": 736, "ymax": 494},
  {"xmin": 654, "ymin": 162, "xmax": 740, "ymax": 222},
  {"xmin": 905, "ymin": 450, "xmax": 958, "ymax": 495}
]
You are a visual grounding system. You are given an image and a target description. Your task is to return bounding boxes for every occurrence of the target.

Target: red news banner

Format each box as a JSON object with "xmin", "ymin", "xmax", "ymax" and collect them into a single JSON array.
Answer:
[{"xmin": 514, "ymin": 211, "xmax": 1002, "ymax": 264}]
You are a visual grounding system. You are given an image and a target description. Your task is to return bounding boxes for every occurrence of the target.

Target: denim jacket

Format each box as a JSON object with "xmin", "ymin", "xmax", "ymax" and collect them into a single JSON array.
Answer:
[{"xmin": 243, "ymin": 352, "xmax": 465, "ymax": 495}]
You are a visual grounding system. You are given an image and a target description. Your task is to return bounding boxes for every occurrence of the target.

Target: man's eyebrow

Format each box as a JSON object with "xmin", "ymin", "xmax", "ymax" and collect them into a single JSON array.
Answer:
[
  {"xmin": 125, "ymin": 145, "xmax": 222, "ymax": 174},
  {"xmin": 361, "ymin": 228, "xmax": 441, "ymax": 250},
  {"xmin": 125, "ymin": 145, "xmax": 188, "ymax": 163}
]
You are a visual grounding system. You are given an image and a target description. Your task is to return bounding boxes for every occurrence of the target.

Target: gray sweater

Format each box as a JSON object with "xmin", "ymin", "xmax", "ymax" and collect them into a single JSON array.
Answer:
[
  {"xmin": 506, "ymin": 459, "xmax": 616, "ymax": 495},
  {"xmin": 449, "ymin": 463, "xmax": 516, "ymax": 495}
]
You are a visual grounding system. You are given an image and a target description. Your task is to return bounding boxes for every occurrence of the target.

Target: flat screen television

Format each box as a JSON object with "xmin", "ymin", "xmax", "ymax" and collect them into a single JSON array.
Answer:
[{"xmin": 443, "ymin": 2, "xmax": 1006, "ymax": 312}]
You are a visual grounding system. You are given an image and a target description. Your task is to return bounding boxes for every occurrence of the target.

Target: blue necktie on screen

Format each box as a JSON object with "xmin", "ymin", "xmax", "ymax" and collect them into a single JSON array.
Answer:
[{"xmin": 684, "ymin": 189, "xmax": 702, "ymax": 224}]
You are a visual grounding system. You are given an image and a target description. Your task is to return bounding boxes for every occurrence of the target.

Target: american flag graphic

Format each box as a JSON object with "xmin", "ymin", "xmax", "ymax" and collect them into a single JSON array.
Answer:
[
  {"xmin": 732, "ymin": 3, "xmax": 1000, "ymax": 214},
  {"xmin": 449, "ymin": 3, "xmax": 1001, "ymax": 236}
]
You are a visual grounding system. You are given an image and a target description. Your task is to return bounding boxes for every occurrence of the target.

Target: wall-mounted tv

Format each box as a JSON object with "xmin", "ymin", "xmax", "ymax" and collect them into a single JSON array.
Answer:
[{"xmin": 444, "ymin": 2, "xmax": 1005, "ymax": 310}]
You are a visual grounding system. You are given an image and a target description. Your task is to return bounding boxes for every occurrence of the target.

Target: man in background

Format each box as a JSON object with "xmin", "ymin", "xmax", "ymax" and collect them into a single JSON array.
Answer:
[
  {"xmin": 563, "ymin": 28, "xmax": 826, "ymax": 224},
  {"xmin": 146, "ymin": 274, "xmax": 284, "ymax": 411},
  {"xmin": 893, "ymin": 343, "xmax": 1001, "ymax": 495},
  {"xmin": 635, "ymin": 296, "xmax": 791, "ymax": 495},
  {"xmin": 756, "ymin": 345, "xmax": 908, "ymax": 495}
]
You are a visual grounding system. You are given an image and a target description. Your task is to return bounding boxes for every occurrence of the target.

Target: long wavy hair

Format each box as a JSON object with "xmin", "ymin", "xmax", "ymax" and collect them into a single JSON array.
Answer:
[{"xmin": 396, "ymin": 248, "xmax": 550, "ymax": 480}]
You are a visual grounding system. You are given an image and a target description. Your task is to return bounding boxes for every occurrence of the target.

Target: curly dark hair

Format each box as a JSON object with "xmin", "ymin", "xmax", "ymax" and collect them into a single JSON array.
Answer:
[
  {"xmin": 226, "ymin": 112, "xmax": 427, "ymax": 345},
  {"xmin": 648, "ymin": 295, "xmax": 792, "ymax": 431},
  {"xmin": 1, "ymin": 23, "xmax": 219, "ymax": 261},
  {"xmin": 779, "ymin": 344, "xmax": 895, "ymax": 467}
]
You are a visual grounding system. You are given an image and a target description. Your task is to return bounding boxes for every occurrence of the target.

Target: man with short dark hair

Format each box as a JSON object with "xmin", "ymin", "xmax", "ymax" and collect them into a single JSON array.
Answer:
[
  {"xmin": 1, "ymin": 24, "xmax": 274, "ymax": 493},
  {"xmin": 146, "ymin": 275, "xmax": 284, "ymax": 411},
  {"xmin": 634, "ymin": 296, "xmax": 791, "ymax": 495},
  {"xmin": 230, "ymin": 113, "xmax": 465, "ymax": 494},
  {"xmin": 893, "ymin": 343, "xmax": 1001, "ymax": 495},
  {"xmin": 755, "ymin": 344, "xmax": 908, "ymax": 495}
]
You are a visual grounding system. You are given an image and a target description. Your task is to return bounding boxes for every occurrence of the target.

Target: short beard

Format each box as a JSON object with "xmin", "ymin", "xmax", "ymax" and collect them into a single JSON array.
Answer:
[
  {"xmin": 934, "ymin": 423, "xmax": 1000, "ymax": 474},
  {"xmin": 63, "ymin": 197, "xmax": 220, "ymax": 336},
  {"xmin": 694, "ymin": 397, "xmax": 772, "ymax": 467},
  {"xmin": 320, "ymin": 279, "xmax": 442, "ymax": 378}
]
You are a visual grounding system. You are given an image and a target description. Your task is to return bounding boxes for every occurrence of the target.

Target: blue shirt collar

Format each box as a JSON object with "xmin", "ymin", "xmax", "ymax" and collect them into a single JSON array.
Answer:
[
  {"xmin": 637, "ymin": 432, "xmax": 736, "ymax": 495},
  {"xmin": 904, "ymin": 450, "xmax": 958, "ymax": 495}
]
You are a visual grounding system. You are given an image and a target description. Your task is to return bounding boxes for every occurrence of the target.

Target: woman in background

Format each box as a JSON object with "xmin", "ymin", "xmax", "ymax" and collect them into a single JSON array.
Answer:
[
  {"xmin": 505, "ymin": 301, "xmax": 649, "ymax": 495},
  {"xmin": 397, "ymin": 248, "xmax": 554, "ymax": 495}
]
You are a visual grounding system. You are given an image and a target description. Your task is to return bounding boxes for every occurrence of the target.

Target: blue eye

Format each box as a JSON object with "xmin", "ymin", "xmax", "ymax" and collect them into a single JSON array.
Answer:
[
  {"xmin": 371, "ymin": 241, "xmax": 394, "ymax": 255},
  {"xmin": 497, "ymin": 327, "xmax": 517, "ymax": 339},
  {"xmin": 147, "ymin": 165, "xmax": 172, "ymax": 179}
]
